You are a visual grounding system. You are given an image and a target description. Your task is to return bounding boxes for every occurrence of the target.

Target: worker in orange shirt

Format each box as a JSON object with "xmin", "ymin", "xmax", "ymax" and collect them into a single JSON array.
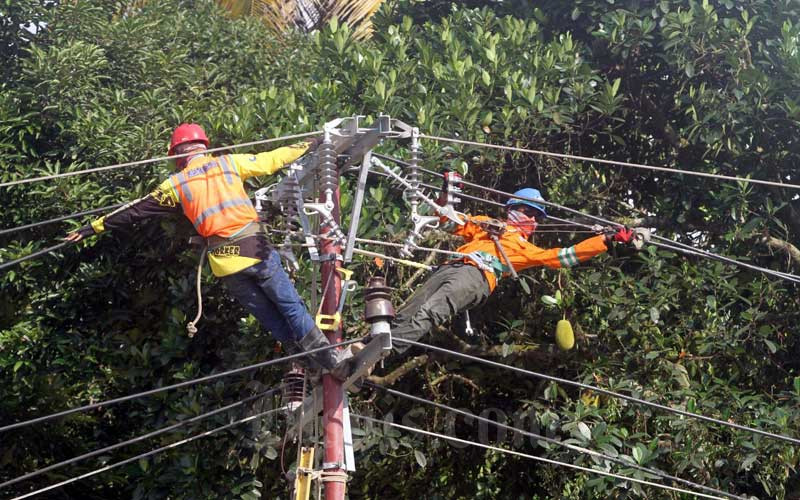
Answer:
[
  {"xmin": 66, "ymin": 123, "xmax": 353, "ymax": 377},
  {"xmin": 391, "ymin": 186, "xmax": 636, "ymax": 353}
]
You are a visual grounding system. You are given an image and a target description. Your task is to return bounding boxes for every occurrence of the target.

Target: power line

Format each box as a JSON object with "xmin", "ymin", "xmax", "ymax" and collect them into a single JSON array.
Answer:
[
  {"xmin": 454, "ymin": 174, "xmax": 800, "ymax": 284},
  {"xmin": 396, "ymin": 339, "xmax": 800, "ymax": 446},
  {"xmin": 0, "ymin": 131, "xmax": 322, "ymax": 188},
  {"xmin": 546, "ymin": 214, "xmax": 800, "ymax": 284},
  {"xmin": 365, "ymin": 382, "xmax": 743, "ymax": 500},
  {"xmin": 0, "ymin": 338, "xmax": 360, "ymax": 434},
  {"xmin": 0, "ymin": 203, "xmax": 126, "ymax": 237},
  {"xmin": 350, "ymin": 414, "xmax": 728, "ymax": 500},
  {"xmin": 11, "ymin": 406, "xmax": 287, "ymax": 500},
  {"xmin": 419, "ymin": 134, "xmax": 800, "ymax": 191},
  {"xmin": 0, "ymin": 241, "xmax": 70, "ymax": 272},
  {"xmin": 373, "ymin": 152, "xmax": 800, "ymax": 283},
  {"xmin": 0, "ymin": 387, "xmax": 281, "ymax": 490}
]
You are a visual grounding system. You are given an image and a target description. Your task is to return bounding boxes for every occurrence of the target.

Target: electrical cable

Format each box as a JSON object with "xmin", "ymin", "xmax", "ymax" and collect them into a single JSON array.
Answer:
[
  {"xmin": 546, "ymin": 214, "xmax": 800, "ymax": 284},
  {"xmin": 350, "ymin": 414, "xmax": 728, "ymax": 500},
  {"xmin": 0, "ymin": 338, "xmax": 361, "ymax": 434},
  {"xmin": 0, "ymin": 241, "xmax": 70, "ymax": 272},
  {"xmin": 418, "ymin": 134, "xmax": 800, "ymax": 191},
  {"xmin": 0, "ymin": 203, "xmax": 126, "ymax": 237},
  {"xmin": 0, "ymin": 131, "xmax": 322, "ymax": 188},
  {"xmin": 396, "ymin": 339, "xmax": 800, "ymax": 446},
  {"xmin": 11, "ymin": 406, "xmax": 287, "ymax": 500},
  {"xmin": 374, "ymin": 152, "xmax": 800, "ymax": 283},
  {"xmin": 456, "ymin": 175, "xmax": 800, "ymax": 284},
  {"xmin": 365, "ymin": 382, "xmax": 744, "ymax": 500},
  {"xmin": 0, "ymin": 387, "xmax": 281, "ymax": 490}
]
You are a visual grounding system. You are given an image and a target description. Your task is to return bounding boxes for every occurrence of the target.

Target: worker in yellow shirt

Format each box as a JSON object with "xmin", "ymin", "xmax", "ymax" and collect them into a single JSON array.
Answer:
[
  {"xmin": 392, "ymin": 187, "xmax": 635, "ymax": 353},
  {"xmin": 66, "ymin": 123, "xmax": 353, "ymax": 377}
]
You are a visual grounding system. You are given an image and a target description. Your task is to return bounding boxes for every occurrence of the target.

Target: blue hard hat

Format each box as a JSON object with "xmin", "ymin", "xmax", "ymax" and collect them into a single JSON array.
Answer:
[{"xmin": 506, "ymin": 188, "xmax": 547, "ymax": 217}]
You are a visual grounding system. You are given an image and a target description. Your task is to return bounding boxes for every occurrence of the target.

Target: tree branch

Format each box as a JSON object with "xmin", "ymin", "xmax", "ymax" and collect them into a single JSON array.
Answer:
[
  {"xmin": 429, "ymin": 373, "xmax": 481, "ymax": 393},
  {"xmin": 762, "ymin": 234, "xmax": 800, "ymax": 265},
  {"xmin": 366, "ymin": 354, "xmax": 428, "ymax": 386},
  {"xmin": 401, "ymin": 247, "xmax": 439, "ymax": 291}
]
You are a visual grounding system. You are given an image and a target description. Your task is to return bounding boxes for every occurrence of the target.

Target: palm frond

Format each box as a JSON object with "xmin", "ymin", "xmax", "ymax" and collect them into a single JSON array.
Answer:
[{"xmin": 218, "ymin": 0, "xmax": 385, "ymax": 39}]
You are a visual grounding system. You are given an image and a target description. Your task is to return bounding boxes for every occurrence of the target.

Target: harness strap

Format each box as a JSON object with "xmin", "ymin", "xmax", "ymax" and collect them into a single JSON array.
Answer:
[
  {"xmin": 205, "ymin": 221, "xmax": 265, "ymax": 250},
  {"xmin": 465, "ymin": 251, "xmax": 509, "ymax": 280}
]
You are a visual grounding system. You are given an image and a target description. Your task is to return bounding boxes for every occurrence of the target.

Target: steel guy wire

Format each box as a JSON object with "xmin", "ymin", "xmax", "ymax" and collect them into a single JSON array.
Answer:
[
  {"xmin": 375, "ymin": 152, "xmax": 800, "ymax": 282},
  {"xmin": 546, "ymin": 214, "xmax": 800, "ymax": 284},
  {"xmin": 0, "ymin": 387, "xmax": 281, "ymax": 490},
  {"xmin": 0, "ymin": 338, "xmax": 361, "ymax": 434},
  {"xmin": 397, "ymin": 339, "xmax": 800, "ymax": 446},
  {"xmin": 648, "ymin": 234, "xmax": 799, "ymax": 281},
  {"xmin": 350, "ymin": 414, "xmax": 728, "ymax": 500},
  {"xmin": 0, "ymin": 131, "xmax": 322, "ymax": 188},
  {"xmin": 418, "ymin": 134, "xmax": 800, "ymax": 191},
  {"xmin": 365, "ymin": 382, "xmax": 744, "ymax": 500},
  {"xmin": 11, "ymin": 406, "xmax": 287, "ymax": 500},
  {"xmin": 453, "ymin": 175, "xmax": 800, "ymax": 284},
  {"xmin": 0, "ymin": 203, "xmax": 127, "ymax": 237}
]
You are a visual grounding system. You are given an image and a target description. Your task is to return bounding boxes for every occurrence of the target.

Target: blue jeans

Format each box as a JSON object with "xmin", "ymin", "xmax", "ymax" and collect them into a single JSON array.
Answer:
[{"xmin": 221, "ymin": 249, "xmax": 315, "ymax": 343}]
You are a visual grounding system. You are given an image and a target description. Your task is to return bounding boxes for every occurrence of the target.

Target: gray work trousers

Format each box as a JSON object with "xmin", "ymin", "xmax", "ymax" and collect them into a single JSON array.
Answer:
[{"xmin": 391, "ymin": 263, "xmax": 491, "ymax": 353}]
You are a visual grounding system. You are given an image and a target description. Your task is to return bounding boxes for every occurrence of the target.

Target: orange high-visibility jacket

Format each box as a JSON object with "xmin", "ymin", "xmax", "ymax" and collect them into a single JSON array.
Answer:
[
  {"xmin": 452, "ymin": 215, "xmax": 609, "ymax": 292},
  {"xmin": 86, "ymin": 143, "xmax": 311, "ymax": 277},
  {"xmin": 167, "ymin": 155, "xmax": 257, "ymax": 238}
]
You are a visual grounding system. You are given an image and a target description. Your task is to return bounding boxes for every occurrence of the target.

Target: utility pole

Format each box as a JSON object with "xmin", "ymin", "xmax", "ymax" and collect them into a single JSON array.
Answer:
[{"xmin": 318, "ymin": 132, "xmax": 347, "ymax": 500}]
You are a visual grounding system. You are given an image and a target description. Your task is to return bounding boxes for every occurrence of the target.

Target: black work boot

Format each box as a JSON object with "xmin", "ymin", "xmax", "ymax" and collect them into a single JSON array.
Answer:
[{"xmin": 293, "ymin": 327, "xmax": 355, "ymax": 381}]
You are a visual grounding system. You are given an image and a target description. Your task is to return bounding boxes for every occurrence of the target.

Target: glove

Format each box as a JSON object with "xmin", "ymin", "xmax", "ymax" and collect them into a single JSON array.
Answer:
[
  {"xmin": 304, "ymin": 136, "xmax": 323, "ymax": 151},
  {"xmin": 603, "ymin": 226, "xmax": 634, "ymax": 245}
]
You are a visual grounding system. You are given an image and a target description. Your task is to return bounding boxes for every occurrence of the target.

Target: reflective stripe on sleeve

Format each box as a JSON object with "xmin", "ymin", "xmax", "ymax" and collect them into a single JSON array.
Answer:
[{"xmin": 557, "ymin": 246, "xmax": 579, "ymax": 267}]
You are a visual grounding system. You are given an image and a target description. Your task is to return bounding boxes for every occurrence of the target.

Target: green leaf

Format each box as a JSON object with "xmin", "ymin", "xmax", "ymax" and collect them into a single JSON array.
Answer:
[
  {"xmin": 610, "ymin": 77, "xmax": 621, "ymax": 97},
  {"xmin": 764, "ymin": 339, "xmax": 777, "ymax": 354},
  {"xmin": 414, "ymin": 449, "xmax": 427, "ymax": 468},
  {"xmin": 649, "ymin": 307, "xmax": 659, "ymax": 323},
  {"xmin": 577, "ymin": 422, "xmax": 591, "ymax": 440},
  {"xmin": 632, "ymin": 444, "xmax": 644, "ymax": 464},
  {"xmin": 541, "ymin": 295, "xmax": 558, "ymax": 306}
]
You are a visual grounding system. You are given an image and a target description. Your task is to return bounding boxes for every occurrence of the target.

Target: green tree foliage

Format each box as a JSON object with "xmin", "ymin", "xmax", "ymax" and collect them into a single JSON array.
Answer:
[{"xmin": 1, "ymin": 0, "xmax": 798, "ymax": 498}]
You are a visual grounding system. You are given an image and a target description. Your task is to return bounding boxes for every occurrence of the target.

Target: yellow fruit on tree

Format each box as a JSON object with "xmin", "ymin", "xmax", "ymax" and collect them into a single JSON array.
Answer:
[{"xmin": 555, "ymin": 319, "xmax": 575, "ymax": 351}]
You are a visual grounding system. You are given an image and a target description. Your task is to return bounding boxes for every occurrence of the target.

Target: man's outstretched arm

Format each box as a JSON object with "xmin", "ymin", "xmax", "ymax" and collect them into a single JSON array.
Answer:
[
  {"xmin": 517, "ymin": 227, "xmax": 636, "ymax": 270},
  {"xmin": 65, "ymin": 183, "xmax": 181, "ymax": 242},
  {"xmin": 230, "ymin": 139, "xmax": 320, "ymax": 180}
]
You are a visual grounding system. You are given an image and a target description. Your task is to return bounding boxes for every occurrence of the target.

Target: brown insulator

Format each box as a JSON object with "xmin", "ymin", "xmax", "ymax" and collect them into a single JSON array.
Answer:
[
  {"xmin": 364, "ymin": 276, "xmax": 395, "ymax": 323},
  {"xmin": 281, "ymin": 363, "xmax": 306, "ymax": 411}
]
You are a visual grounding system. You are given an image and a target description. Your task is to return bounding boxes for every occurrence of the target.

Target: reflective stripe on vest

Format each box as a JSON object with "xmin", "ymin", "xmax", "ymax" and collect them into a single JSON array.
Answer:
[
  {"xmin": 193, "ymin": 197, "xmax": 252, "ymax": 229},
  {"xmin": 217, "ymin": 155, "xmax": 236, "ymax": 184}
]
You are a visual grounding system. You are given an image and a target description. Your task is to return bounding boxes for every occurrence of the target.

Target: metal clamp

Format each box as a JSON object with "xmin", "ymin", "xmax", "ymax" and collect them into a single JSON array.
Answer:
[
  {"xmin": 371, "ymin": 157, "xmax": 464, "ymax": 226},
  {"xmin": 316, "ymin": 268, "xmax": 357, "ymax": 331},
  {"xmin": 632, "ymin": 227, "xmax": 651, "ymax": 250},
  {"xmin": 399, "ymin": 214, "xmax": 441, "ymax": 257},
  {"xmin": 304, "ymin": 202, "xmax": 347, "ymax": 245}
]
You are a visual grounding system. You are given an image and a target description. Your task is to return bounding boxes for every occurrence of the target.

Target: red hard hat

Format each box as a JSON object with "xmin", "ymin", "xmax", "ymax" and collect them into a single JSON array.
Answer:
[{"xmin": 169, "ymin": 123, "xmax": 209, "ymax": 156}]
